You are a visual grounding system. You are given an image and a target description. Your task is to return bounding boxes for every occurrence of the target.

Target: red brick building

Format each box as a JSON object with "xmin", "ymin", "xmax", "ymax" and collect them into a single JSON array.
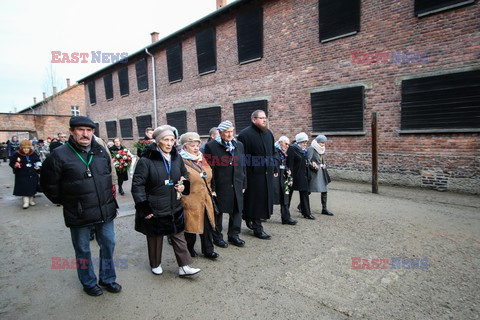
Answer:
[{"xmin": 79, "ymin": 0, "xmax": 480, "ymax": 194}]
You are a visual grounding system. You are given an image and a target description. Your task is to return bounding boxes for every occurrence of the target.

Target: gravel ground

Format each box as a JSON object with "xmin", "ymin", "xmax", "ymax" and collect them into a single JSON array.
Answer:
[{"xmin": 0, "ymin": 163, "xmax": 478, "ymax": 320}]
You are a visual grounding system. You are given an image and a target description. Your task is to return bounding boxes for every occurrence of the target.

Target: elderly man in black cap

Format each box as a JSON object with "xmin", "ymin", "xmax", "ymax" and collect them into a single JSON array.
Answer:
[
  {"xmin": 204, "ymin": 120, "xmax": 247, "ymax": 248},
  {"xmin": 41, "ymin": 116, "xmax": 121, "ymax": 296}
]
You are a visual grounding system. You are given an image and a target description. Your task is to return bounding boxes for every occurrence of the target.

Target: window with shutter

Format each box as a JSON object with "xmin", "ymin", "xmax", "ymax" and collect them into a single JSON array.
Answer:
[
  {"xmin": 88, "ymin": 81, "xmax": 96, "ymax": 105},
  {"xmin": 311, "ymin": 86, "xmax": 364, "ymax": 132},
  {"xmin": 104, "ymin": 74, "xmax": 113, "ymax": 100},
  {"xmin": 196, "ymin": 27, "xmax": 217, "ymax": 75},
  {"xmin": 167, "ymin": 43, "xmax": 183, "ymax": 83},
  {"xmin": 236, "ymin": 6, "xmax": 263, "ymax": 64},
  {"xmin": 136, "ymin": 115, "xmax": 152, "ymax": 137},
  {"xmin": 414, "ymin": 0, "xmax": 476, "ymax": 17},
  {"xmin": 167, "ymin": 111, "xmax": 187, "ymax": 135},
  {"xmin": 401, "ymin": 70, "xmax": 480, "ymax": 132},
  {"xmin": 135, "ymin": 58, "xmax": 148, "ymax": 91},
  {"xmin": 118, "ymin": 67, "xmax": 129, "ymax": 96},
  {"xmin": 233, "ymin": 100, "xmax": 268, "ymax": 132},
  {"xmin": 319, "ymin": 0, "xmax": 360, "ymax": 43},
  {"xmin": 105, "ymin": 121, "xmax": 117, "ymax": 139},
  {"xmin": 195, "ymin": 107, "xmax": 221, "ymax": 135},
  {"xmin": 94, "ymin": 123, "xmax": 100, "ymax": 136},
  {"xmin": 119, "ymin": 119, "xmax": 133, "ymax": 138}
]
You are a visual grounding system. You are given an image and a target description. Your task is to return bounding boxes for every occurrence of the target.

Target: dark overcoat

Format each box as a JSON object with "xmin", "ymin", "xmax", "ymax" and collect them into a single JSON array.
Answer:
[
  {"xmin": 273, "ymin": 147, "xmax": 289, "ymax": 205},
  {"xmin": 287, "ymin": 144, "xmax": 310, "ymax": 192},
  {"xmin": 237, "ymin": 124, "xmax": 276, "ymax": 220},
  {"xmin": 9, "ymin": 151, "xmax": 40, "ymax": 196},
  {"xmin": 131, "ymin": 145, "xmax": 189, "ymax": 236},
  {"xmin": 203, "ymin": 139, "xmax": 247, "ymax": 214},
  {"xmin": 40, "ymin": 136, "xmax": 118, "ymax": 228}
]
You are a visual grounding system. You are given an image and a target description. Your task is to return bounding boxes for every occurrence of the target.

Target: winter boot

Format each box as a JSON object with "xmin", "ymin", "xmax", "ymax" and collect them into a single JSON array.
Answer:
[
  {"xmin": 29, "ymin": 197, "xmax": 36, "ymax": 206},
  {"xmin": 321, "ymin": 192, "xmax": 334, "ymax": 216},
  {"xmin": 22, "ymin": 197, "xmax": 30, "ymax": 209}
]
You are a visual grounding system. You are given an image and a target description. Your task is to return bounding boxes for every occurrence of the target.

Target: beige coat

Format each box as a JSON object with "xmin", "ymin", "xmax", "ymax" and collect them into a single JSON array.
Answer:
[{"xmin": 181, "ymin": 158, "xmax": 215, "ymax": 234}]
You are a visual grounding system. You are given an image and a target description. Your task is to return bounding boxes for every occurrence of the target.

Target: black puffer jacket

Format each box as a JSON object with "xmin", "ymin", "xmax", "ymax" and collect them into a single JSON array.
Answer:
[
  {"xmin": 40, "ymin": 136, "xmax": 118, "ymax": 228},
  {"xmin": 287, "ymin": 143, "xmax": 311, "ymax": 192},
  {"xmin": 132, "ymin": 144, "xmax": 189, "ymax": 236}
]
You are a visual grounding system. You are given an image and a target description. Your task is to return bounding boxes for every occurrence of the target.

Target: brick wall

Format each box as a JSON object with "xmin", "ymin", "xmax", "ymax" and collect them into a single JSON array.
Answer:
[
  {"xmin": 84, "ymin": 0, "xmax": 480, "ymax": 193},
  {"xmin": 22, "ymin": 83, "xmax": 85, "ymax": 116},
  {"xmin": 0, "ymin": 114, "xmax": 71, "ymax": 141}
]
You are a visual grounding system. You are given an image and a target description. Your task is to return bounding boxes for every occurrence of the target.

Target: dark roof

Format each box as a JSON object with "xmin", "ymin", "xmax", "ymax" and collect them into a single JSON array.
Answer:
[{"xmin": 78, "ymin": 0, "xmax": 257, "ymax": 83}]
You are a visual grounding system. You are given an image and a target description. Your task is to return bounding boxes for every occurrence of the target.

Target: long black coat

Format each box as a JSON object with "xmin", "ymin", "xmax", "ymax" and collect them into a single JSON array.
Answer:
[
  {"xmin": 237, "ymin": 124, "xmax": 276, "ymax": 220},
  {"xmin": 9, "ymin": 151, "xmax": 40, "ymax": 196},
  {"xmin": 273, "ymin": 147, "xmax": 289, "ymax": 205},
  {"xmin": 41, "ymin": 136, "xmax": 118, "ymax": 228},
  {"xmin": 203, "ymin": 139, "xmax": 247, "ymax": 214},
  {"xmin": 131, "ymin": 145, "xmax": 189, "ymax": 236},
  {"xmin": 287, "ymin": 144, "xmax": 310, "ymax": 192}
]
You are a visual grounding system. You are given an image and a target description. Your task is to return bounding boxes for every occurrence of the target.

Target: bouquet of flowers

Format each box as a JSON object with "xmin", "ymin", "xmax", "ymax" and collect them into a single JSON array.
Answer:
[
  {"xmin": 284, "ymin": 172, "xmax": 293, "ymax": 194},
  {"xmin": 111, "ymin": 148, "xmax": 133, "ymax": 173},
  {"xmin": 133, "ymin": 139, "xmax": 151, "ymax": 154}
]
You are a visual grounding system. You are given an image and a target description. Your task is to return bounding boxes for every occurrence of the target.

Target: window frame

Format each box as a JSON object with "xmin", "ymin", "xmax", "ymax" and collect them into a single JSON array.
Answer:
[
  {"xmin": 318, "ymin": 0, "xmax": 361, "ymax": 43},
  {"xmin": 135, "ymin": 58, "xmax": 149, "ymax": 92},
  {"xmin": 118, "ymin": 66, "xmax": 130, "ymax": 97},
  {"xmin": 236, "ymin": 6, "xmax": 264, "ymax": 64}
]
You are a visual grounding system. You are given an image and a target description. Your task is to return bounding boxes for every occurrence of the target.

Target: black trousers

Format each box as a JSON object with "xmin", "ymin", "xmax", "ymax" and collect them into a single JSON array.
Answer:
[
  {"xmin": 279, "ymin": 190, "xmax": 293, "ymax": 222},
  {"xmin": 288, "ymin": 190, "xmax": 311, "ymax": 216},
  {"xmin": 213, "ymin": 196, "xmax": 242, "ymax": 241},
  {"xmin": 184, "ymin": 211, "xmax": 214, "ymax": 254}
]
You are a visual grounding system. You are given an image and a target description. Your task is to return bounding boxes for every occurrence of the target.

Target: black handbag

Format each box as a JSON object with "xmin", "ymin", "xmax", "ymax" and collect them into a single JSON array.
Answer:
[{"xmin": 322, "ymin": 167, "xmax": 331, "ymax": 184}]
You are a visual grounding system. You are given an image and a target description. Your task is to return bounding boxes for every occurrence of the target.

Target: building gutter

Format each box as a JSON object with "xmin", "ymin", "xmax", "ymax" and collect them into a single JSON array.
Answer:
[{"xmin": 145, "ymin": 48, "xmax": 158, "ymax": 127}]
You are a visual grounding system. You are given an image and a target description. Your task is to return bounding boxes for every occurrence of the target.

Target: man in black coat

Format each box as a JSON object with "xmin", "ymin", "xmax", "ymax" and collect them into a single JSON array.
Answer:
[
  {"xmin": 204, "ymin": 120, "xmax": 247, "ymax": 247},
  {"xmin": 41, "ymin": 116, "xmax": 121, "ymax": 297},
  {"xmin": 237, "ymin": 110, "xmax": 276, "ymax": 239},
  {"xmin": 49, "ymin": 132, "xmax": 67, "ymax": 152}
]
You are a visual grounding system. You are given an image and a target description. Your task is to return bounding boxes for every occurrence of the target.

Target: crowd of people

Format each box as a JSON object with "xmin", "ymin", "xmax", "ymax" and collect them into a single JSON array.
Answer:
[{"xmin": 6, "ymin": 112, "xmax": 334, "ymax": 296}]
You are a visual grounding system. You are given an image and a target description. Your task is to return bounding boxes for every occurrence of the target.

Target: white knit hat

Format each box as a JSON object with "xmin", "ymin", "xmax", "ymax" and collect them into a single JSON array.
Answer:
[{"xmin": 295, "ymin": 132, "xmax": 308, "ymax": 143}]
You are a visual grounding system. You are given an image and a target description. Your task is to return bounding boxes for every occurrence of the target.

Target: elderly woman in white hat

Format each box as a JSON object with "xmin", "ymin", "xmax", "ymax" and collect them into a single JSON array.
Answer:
[
  {"xmin": 286, "ymin": 132, "xmax": 315, "ymax": 220},
  {"xmin": 132, "ymin": 125, "xmax": 201, "ymax": 277},
  {"xmin": 179, "ymin": 132, "xmax": 219, "ymax": 260},
  {"xmin": 308, "ymin": 135, "xmax": 333, "ymax": 216}
]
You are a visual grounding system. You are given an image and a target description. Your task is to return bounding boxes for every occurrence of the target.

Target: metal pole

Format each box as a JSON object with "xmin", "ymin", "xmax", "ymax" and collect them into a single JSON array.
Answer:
[
  {"xmin": 145, "ymin": 48, "xmax": 157, "ymax": 127},
  {"xmin": 372, "ymin": 112, "xmax": 378, "ymax": 193}
]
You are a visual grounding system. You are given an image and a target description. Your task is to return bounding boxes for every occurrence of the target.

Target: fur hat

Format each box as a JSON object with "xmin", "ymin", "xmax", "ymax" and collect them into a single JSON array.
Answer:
[
  {"xmin": 179, "ymin": 132, "xmax": 201, "ymax": 145},
  {"xmin": 295, "ymin": 132, "xmax": 308, "ymax": 143},
  {"xmin": 20, "ymin": 140, "xmax": 33, "ymax": 149}
]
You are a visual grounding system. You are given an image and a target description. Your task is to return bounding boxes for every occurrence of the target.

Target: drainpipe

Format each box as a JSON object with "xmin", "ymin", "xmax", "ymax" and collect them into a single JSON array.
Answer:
[{"xmin": 145, "ymin": 48, "xmax": 157, "ymax": 127}]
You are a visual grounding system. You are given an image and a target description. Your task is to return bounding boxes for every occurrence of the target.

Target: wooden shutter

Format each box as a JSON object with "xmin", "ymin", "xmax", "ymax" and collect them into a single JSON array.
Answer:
[
  {"xmin": 195, "ymin": 107, "xmax": 221, "ymax": 135},
  {"xmin": 167, "ymin": 43, "xmax": 183, "ymax": 82},
  {"xmin": 319, "ymin": 0, "xmax": 360, "ymax": 42},
  {"xmin": 118, "ymin": 67, "xmax": 129, "ymax": 96},
  {"xmin": 196, "ymin": 27, "xmax": 217, "ymax": 74},
  {"xmin": 233, "ymin": 100, "xmax": 268, "ymax": 132},
  {"xmin": 401, "ymin": 70, "xmax": 480, "ymax": 130},
  {"xmin": 88, "ymin": 81, "xmax": 96, "ymax": 104},
  {"xmin": 415, "ymin": 0, "xmax": 476, "ymax": 17},
  {"xmin": 167, "ymin": 111, "xmax": 187, "ymax": 135},
  {"xmin": 105, "ymin": 121, "xmax": 117, "ymax": 139},
  {"xmin": 94, "ymin": 123, "xmax": 100, "ymax": 136},
  {"xmin": 135, "ymin": 58, "xmax": 148, "ymax": 91},
  {"xmin": 311, "ymin": 86, "xmax": 364, "ymax": 132},
  {"xmin": 236, "ymin": 6, "xmax": 263, "ymax": 63},
  {"xmin": 136, "ymin": 115, "xmax": 152, "ymax": 137},
  {"xmin": 119, "ymin": 119, "xmax": 133, "ymax": 138},
  {"xmin": 103, "ymin": 74, "xmax": 113, "ymax": 100}
]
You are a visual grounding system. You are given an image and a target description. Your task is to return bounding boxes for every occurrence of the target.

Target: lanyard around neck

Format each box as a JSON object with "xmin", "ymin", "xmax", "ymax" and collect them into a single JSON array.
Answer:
[
  {"xmin": 67, "ymin": 142, "xmax": 93, "ymax": 168},
  {"xmin": 160, "ymin": 152, "xmax": 171, "ymax": 179}
]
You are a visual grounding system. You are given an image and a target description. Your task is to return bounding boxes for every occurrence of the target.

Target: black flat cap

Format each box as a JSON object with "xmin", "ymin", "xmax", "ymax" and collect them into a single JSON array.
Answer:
[{"xmin": 69, "ymin": 116, "xmax": 95, "ymax": 129}]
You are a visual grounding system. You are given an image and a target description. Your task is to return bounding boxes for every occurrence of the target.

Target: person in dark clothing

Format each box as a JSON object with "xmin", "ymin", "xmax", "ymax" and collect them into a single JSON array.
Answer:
[
  {"xmin": 7, "ymin": 135, "xmax": 20, "ymax": 158},
  {"xmin": 237, "ymin": 110, "xmax": 276, "ymax": 240},
  {"xmin": 49, "ymin": 132, "xmax": 67, "ymax": 152},
  {"xmin": 109, "ymin": 138, "xmax": 129, "ymax": 195},
  {"xmin": 287, "ymin": 132, "xmax": 315, "ymax": 220},
  {"xmin": 204, "ymin": 120, "xmax": 247, "ymax": 248},
  {"xmin": 0, "ymin": 141, "xmax": 8, "ymax": 162},
  {"xmin": 9, "ymin": 140, "xmax": 41, "ymax": 209},
  {"xmin": 41, "ymin": 116, "xmax": 122, "ymax": 297},
  {"xmin": 136, "ymin": 127, "xmax": 154, "ymax": 157},
  {"xmin": 199, "ymin": 127, "xmax": 218, "ymax": 154},
  {"xmin": 273, "ymin": 136, "xmax": 297, "ymax": 225},
  {"xmin": 132, "ymin": 125, "xmax": 201, "ymax": 278}
]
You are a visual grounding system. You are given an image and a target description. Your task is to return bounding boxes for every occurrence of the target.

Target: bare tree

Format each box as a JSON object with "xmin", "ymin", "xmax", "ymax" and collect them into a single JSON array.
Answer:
[{"xmin": 42, "ymin": 61, "xmax": 63, "ymax": 115}]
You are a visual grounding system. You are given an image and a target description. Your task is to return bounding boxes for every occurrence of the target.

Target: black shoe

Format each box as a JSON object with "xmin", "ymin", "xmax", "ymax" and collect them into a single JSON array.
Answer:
[
  {"xmin": 119, "ymin": 190, "xmax": 125, "ymax": 195},
  {"xmin": 213, "ymin": 239, "xmax": 228, "ymax": 248},
  {"xmin": 89, "ymin": 233, "xmax": 95, "ymax": 241},
  {"xmin": 322, "ymin": 210, "xmax": 334, "ymax": 216},
  {"xmin": 228, "ymin": 237, "xmax": 245, "ymax": 247},
  {"xmin": 83, "ymin": 285, "xmax": 103, "ymax": 296},
  {"xmin": 204, "ymin": 252, "xmax": 219, "ymax": 259},
  {"xmin": 254, "ymin": 231, "xmax": 271, "ymax": 240},
  {"xmin": 282, "ymin": 218, "xmax": 297, "ymax": 225},
  {"xmin": 190, "ymin": 249, "xmax": 198, "ymax": 258},
  {"xmin": 167, "ymin": 236, "xmax": 173, "ymax": 245},
  {"xmin": 98, "ymin": 281, "xmax": 122, "ymax": 293},
  {"xmin": 260, "ymin": 219, "xmax": 267, "ymax": 222},
  {"xmin": 302, "ymin": 214, "xmax": 316, "ymax": 220},
  {"xmin": 245, "ymin": 219, "xmax": 254, "ymax": 230}
]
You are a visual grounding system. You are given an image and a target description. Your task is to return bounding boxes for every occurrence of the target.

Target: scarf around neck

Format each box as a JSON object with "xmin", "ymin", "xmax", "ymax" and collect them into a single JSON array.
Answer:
[
  {"xmin": 215, "ymin": 135, "xmax": 236, "ymax": 153},
  {"xmin": 179, "ymin": 149, "xmax": 203, "ymax": 162},
  {"xmin": 311, "ymin": 139, "xmax": 325, "ymax": 155}
]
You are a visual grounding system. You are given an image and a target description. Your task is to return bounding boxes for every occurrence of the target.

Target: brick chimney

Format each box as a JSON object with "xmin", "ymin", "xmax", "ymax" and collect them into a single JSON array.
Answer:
[
  {"xmin": 216, "ymin": 0, "xmax": 227, "ymax": 9},
  {"xmin": 42, "ymin": 92, "xmax": 46, "ymax": 100},
  {"xmin": 151, "ymin": 32, "xmax": 159, "ymax": 43},
  {"xmin": 33, "ymin": 97, "xmax": 37, "ymax": 104},
  {"xmin": 66, "ymin": 78, "xmax": 71, "ymax": 88},
  {"xmin": 53, "ymin": 86, "xmax": 57, "ymax": 95}
]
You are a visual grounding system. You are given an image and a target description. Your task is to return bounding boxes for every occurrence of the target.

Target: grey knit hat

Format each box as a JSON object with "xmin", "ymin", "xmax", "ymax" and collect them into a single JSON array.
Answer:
[
  {"xmin": 152, "ymin": 125, "xmax": 175, "ymax": 143},
  {"xmin": 315, "ymin": 135, "xmax": 327, "ymax": 143},
  {"xmin": 217, "ymin": 120, "xmax": 233, "ymax": 132},
  {"xmin": 295, "ymin": 132, "xmax": 308, "ymax": 143}
]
